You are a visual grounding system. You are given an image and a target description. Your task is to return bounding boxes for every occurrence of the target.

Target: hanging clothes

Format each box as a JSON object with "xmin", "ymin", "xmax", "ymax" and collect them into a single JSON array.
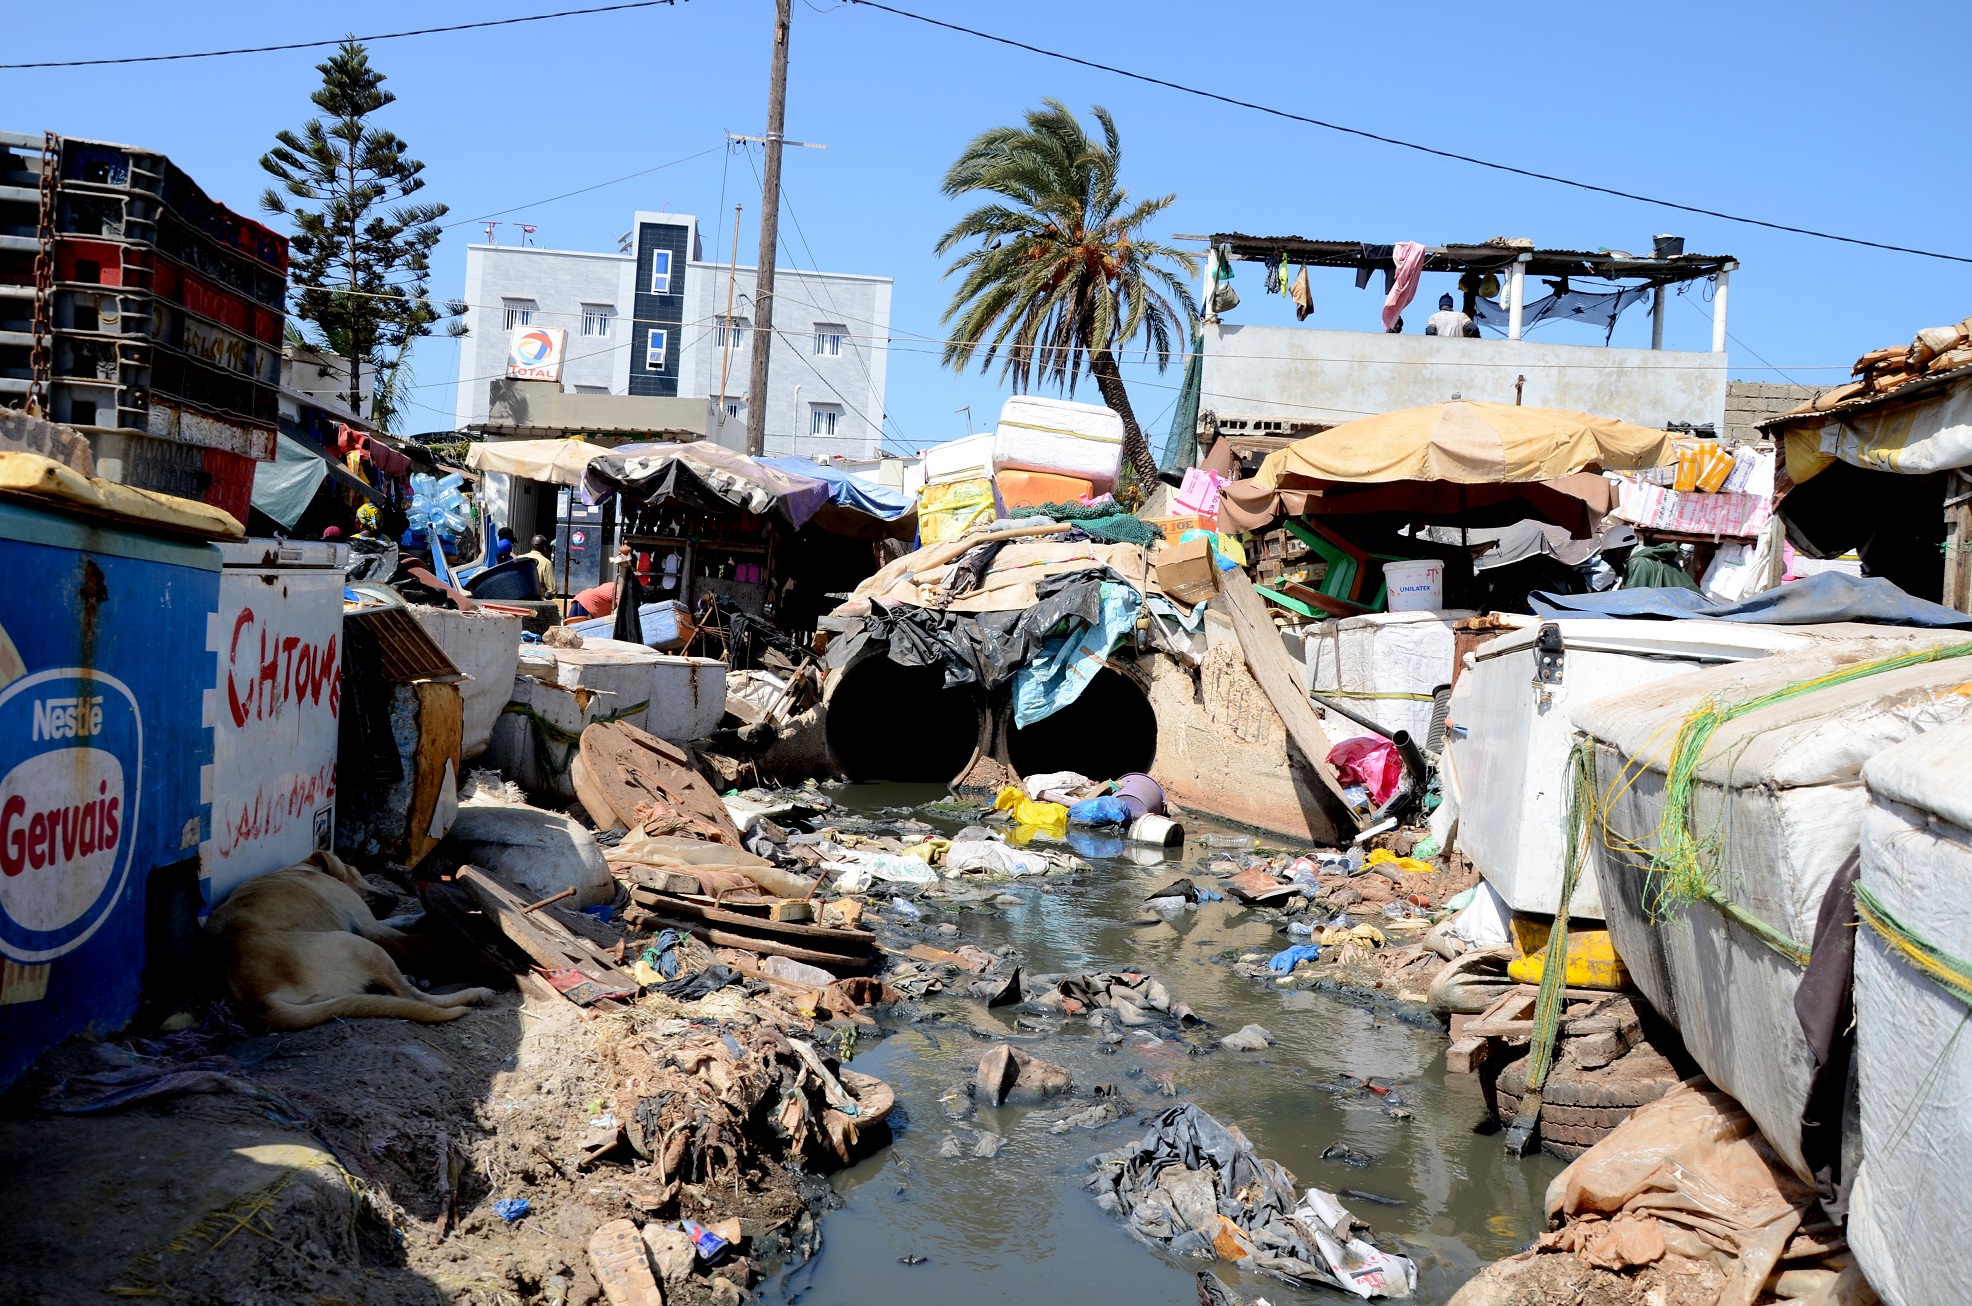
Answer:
[
  {"xmin": 1290, "ymin": 266, "xmax": 1314, "ymax": 321},
  {"xmin": 1355, "ymin": 243, "xmax": 1394, "ymax": 290},
  {"xmin": 1276, "ymin": 253, "xmax": 1291, "ymax": 295},
  {"xmin": 1382, "ymin": 241, "xmax": 1426, "ymax": 331}
]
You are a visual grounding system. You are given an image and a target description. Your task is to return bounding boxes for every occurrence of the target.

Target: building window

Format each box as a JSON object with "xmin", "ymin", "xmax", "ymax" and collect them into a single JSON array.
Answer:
[
  {"xmin": 645, "ymin": 328, "xmax": 668, "ymax": 371},
  {"xmin": 649, "ymin": 249, "xmax": 672, "ymax": 294},
  {"xmin": 502, "ymin": 298, "xmax": 536, "ymax": 330},
  {"xmin": 725, "ymin": 400, "xmax": 743, "ymax": 420},
  {"xmin": 716, "ymin": 316, "xmax": 749, "ymax": 349},
  {"xmin": 809, "ymin": 404, "xmax": 842, "ymax": 437},
  {"xmin": 813, "ymin": 323, "xmax": 844, "ymax": 357},
  {"xmin": 581, "ymin": 304, "xmax": 612, "ymax": 337}
]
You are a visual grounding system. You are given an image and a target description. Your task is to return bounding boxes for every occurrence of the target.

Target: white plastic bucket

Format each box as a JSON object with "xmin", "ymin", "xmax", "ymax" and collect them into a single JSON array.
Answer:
[{"xmin": 1383, "ymin": 559, "xmax": 1445, "ymax": 612}]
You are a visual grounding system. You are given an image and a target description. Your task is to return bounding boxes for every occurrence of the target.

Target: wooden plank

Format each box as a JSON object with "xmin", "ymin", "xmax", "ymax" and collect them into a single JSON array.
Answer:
[
  {"xmin": 457, "ymin": 865, "xmax": 640, "ymax": 991},
  {"xmin": 641, "ymin": 915, "xmax": 871, "ymax": 973},
  {"xmin": 1445, "ymin": 1036, "xmax": 1490, "ymax": 1074},
  {"xmin": 406, "ymin": 680, "xmax": 464, "ymax": 869},
  {"xmin": 1216, "ymin": 568, "xmax": 1360, "ymax": 838},
  {"xmin": 626, "ymin": 888, "xmax": 875, "ymax": 953}
]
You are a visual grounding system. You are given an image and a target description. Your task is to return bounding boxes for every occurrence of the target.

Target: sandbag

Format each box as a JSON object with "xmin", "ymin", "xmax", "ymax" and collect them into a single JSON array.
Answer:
[{"xmin": 446, "ymin": 802, "xmax": 614, "ymax": 907}]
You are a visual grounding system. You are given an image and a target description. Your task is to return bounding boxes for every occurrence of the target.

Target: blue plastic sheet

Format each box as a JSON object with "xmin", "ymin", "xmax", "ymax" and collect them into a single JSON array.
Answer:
[
  {"xmin": 1528, "ymin": 572, "xmax": 1972, "ymax": 629},
  {"xmin": 761, "ymin": 456, "xmax": 914, "ymax": 521},
  {"xmin": 1012, "ymin": 580, "xmax": 1145, "ymax": 727}
]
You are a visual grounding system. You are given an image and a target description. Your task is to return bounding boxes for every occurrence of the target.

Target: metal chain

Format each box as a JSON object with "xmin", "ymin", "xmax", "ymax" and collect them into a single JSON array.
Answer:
[{"xmin": 26, "ymin": 131, "xmax": 58, "ymax": 416}]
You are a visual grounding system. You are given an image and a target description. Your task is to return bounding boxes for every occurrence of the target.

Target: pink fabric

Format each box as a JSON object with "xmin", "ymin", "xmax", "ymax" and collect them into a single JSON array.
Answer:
[
  {"xmin": 1382, "ymin": 241, "xmax": 1426, "ymax": 331},
  {"xmin": 1327, "ymin": 735, "xmax": 1405, "ymax": 807}
]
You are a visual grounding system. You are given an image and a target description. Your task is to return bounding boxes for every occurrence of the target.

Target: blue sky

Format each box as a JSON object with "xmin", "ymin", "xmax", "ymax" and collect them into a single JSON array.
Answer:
[{"xmin": 10, "ymin": 0, "xmax": 1971, "ymax": 452}]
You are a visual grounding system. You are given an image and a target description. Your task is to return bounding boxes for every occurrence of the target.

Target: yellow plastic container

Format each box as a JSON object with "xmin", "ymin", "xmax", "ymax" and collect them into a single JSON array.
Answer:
[
  {"xmin": 918, "ymin": 477, "xmax": 998, "ymax": 544},
  {"xmin": 1506, "ymin": 915, "xmax": 1630, "ymax": 990}
]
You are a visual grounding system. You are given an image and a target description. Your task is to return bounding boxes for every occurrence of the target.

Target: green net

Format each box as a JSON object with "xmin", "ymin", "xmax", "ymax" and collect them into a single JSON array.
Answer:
[{"xmin": 1009, "ymin": 503, "xmax": 1164, "ymax": 547}]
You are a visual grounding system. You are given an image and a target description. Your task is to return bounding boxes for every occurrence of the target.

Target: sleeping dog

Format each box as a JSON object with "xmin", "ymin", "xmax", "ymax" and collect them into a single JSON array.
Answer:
[{"xmin": 206, "ymin": 850, "xmax": 494, "ymax": 1030}]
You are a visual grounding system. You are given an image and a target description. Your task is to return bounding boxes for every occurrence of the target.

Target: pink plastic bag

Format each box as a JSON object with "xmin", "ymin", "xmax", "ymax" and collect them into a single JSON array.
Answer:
[{"xmin": 1326, "ymin": 735, "xmax": 1404, "ymax": 808}]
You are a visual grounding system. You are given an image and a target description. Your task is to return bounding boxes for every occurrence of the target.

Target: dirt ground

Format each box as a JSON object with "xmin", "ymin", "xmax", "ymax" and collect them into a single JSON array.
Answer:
[
  {"xmin": 0, "ymin": 976, "xmax": 821, "ymax": 1305},
  {"xmin": 1448, "ymin": 1249, "xmax": 1730, "ymax": 1306}
]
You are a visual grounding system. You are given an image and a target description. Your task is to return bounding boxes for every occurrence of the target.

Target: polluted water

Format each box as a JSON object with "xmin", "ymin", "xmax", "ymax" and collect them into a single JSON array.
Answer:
[{"xmin": 759, "ymin": 783, "xmax": 1562, "ymax": 1306}]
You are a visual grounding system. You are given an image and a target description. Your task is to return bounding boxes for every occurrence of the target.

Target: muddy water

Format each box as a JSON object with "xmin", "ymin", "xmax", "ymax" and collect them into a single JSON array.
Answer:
[{"xmin": 765, "ymin": 784, "xmax": 1560, "ymax": 1306}]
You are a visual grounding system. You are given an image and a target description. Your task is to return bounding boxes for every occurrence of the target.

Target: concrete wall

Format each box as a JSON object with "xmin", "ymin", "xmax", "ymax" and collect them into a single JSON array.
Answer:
[
  {"xmin": 1724, "ymin": 381, "xmax": 1823, "ymax": 444},
  {"xmin": 455, "ymin": 243, "xmax": 631, "ymax": 429},
  {"xmin": 682, "ymin": 260, "xmax": 891, "ymax": 459},
  {"xmin": 1200, "ymin": 323, "xmax": 1729, "ymax": 433}
]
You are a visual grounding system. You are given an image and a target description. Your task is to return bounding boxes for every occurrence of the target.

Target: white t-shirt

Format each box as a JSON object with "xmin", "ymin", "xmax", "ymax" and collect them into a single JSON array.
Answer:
[{"xmin": 1426, "ymin": 310, "xmax": 1473, "ymax": 338}]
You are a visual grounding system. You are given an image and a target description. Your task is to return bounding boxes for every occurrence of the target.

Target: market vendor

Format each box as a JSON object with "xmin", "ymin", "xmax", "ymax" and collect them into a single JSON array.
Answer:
[
  {"xmin": 516, "ymin": 534, "xmax": 556, "ymax": 597},
  {"xmin": 569, "ymin": 580, "xmax": 617, "ymax": 619}
]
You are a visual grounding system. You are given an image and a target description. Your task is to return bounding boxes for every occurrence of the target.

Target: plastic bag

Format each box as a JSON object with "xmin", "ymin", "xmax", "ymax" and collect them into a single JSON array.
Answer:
[
  {"xmin": 1268, "ymin": 943, "xmax": 1322, "ymax": 972},
  {"xmin": 944, "ymin": 839, "xmax": 1050, "ymax": 878},
  {"xmin": 994, "ymin": 785, "xmax": 1068, "ymax": 836},
  {"xmin": 1069, "ymin": 795, "xmax": 1133, "ymax": 827},
  {"xmin": 1327, "ymin": 737, "xmax": 1405, "ymax": 808}
]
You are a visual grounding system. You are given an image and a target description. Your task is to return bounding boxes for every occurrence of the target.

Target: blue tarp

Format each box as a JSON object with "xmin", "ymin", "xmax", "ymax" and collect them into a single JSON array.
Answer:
[
  {"xmin": 760, "ymin": 456, "xmax": 914, "ymax": 521},
  {"xmin": 1527, "ymin": 572, "xmax": 1972, "ymax": 629}
]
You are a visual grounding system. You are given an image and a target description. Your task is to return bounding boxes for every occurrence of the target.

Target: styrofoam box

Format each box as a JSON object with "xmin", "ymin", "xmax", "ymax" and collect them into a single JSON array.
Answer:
[
  {"xmin": 1573, "ymin": 633, "xmax": 1969, "ymax": 1182},
  {"xmin": 648, "ymin": 655, "xmax": 728, "ymax": 742},
  {"xmin": 922, "ymin": 433, "xmax": 996, "ymax": 486},
  {"xmin": 1450, "ymin": 618, "xmax": 1815, "ymax": 922},
  {"xmin": 1304, "ymin": 611, "xmax": 1473, "ymax": 747},
  {"xmin": 1850, "ymin": 720, "xmax": 1972, "ymax": 1306},
  {"xmin": 991, "ymin": 395, "xmax": 1124, "ymax": 492}
]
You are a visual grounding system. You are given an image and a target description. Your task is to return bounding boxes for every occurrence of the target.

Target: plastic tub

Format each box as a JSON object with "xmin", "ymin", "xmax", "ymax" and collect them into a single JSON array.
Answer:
[
  {"xmin": 1383, "ymin": 559, "xmax": 1445, "ymax": 612},
  {"xmin": 1116, "ymin": 772, "xmax": 1166, "ymax": 816}
]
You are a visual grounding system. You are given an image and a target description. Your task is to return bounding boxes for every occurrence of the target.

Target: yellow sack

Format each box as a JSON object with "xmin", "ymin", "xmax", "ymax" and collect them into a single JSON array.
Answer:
[
  {"xmin": 1213, "ymin": 532, "xmax": 1248, "ymax": 565},
  {"xmin": 1507, "ymin": 917, "xmax": 1630, "ymax": 990},
  {"xmin": 994, "ymin": 785, "xmax": 1067, "ymax": 837},
  {"xmin": 918, "ymin": 477, "xmax": 998, "ymax": 544}
]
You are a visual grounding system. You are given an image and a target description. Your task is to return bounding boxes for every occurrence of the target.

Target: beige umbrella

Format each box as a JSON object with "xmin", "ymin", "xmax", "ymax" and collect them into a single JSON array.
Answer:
[{"xmin": 464, "ymin": 437, "xmax": 612, "ymax": 487}]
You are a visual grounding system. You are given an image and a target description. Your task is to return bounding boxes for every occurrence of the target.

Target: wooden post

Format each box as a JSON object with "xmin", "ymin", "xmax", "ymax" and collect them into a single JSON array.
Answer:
[{"xmin": 743, "ymin": 0, "xmax": 792, "ymax": 458}]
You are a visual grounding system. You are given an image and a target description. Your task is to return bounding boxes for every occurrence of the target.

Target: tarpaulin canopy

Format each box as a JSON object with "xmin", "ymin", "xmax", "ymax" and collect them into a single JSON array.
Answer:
[
  {"xmin": 1527, "ymin": 571, "xmax": 1972, "ymax": 628},
  {"xmin": 1218, "ymin": 469, "xmax": 1616, "ymax": 537},
  {"xmin": 465, "ymin": 437, "xmax": 613, "ymax": 486},
  {"xmin": 585, "ymin": 441, "xmax": 832, "ymax": 529},
  {"xmin": 1253, "ymin": 400, "xmax": 1673, "ymax": 487},
  {"xmin": 760, "ymin": 456, "xmax": 913, "ymax": 521},
  {"xmin": 253, "ymin": 431, "xmax": 382, "ymax": 528}
]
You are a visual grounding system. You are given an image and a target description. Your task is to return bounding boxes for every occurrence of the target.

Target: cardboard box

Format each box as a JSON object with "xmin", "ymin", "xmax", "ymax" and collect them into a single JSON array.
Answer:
[
  {"xmin": 1146, "ymin": 513, "xmax": 1213, "ymax": 542},
  {"xmin": 1156, "ymin": 536, "xmax": 1222, "ymax": 605}
]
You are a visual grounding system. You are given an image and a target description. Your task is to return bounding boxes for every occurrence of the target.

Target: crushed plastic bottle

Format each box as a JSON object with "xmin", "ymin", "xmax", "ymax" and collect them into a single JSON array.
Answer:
[{"xmin": 1199, "ymin": 832, "xmax": 1257, "ymax": 850}]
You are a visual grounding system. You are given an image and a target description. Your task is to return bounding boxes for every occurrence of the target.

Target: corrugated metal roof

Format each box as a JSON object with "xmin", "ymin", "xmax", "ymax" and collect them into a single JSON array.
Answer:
[
  {"xmin": 1206, "ymin": 233, "xmax": 1733, "ymax": 283},
  {"xmin": 1758, "ymin": 362, "xmax": 1972, "ymax": 431}
]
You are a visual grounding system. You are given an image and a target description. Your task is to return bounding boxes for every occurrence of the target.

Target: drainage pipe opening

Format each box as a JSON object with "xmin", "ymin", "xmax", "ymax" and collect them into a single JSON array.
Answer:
[
  {"xmin": 826, "ymin": 659, "xmax": 983, "ymax": 782},
  {"xmin": 1007, "ymin": 667, "xmax": 1157, "ymax": 782}
]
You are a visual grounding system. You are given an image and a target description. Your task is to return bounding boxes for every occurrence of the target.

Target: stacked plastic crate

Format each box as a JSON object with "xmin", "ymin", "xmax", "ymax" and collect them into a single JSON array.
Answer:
[{"xmin": 0, "ymin": 130, "xmax": 286, "ymax": 524}]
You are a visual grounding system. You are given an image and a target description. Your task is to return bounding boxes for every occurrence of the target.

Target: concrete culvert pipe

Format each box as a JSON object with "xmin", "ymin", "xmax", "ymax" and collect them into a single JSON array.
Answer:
[
  {"xmin": 825, "ymin": 658, "xmax": 983, "ymax": 782},
  {"xmin": 1007, "ymin": 667, "xmax": 1157, "ymax": 782}
]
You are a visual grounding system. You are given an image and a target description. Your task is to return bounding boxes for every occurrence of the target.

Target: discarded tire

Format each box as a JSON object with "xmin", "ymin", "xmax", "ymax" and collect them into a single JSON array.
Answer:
[{"xmin": 1489, "ymin": 1046, "xmax": 1683, "ymax": 1159}]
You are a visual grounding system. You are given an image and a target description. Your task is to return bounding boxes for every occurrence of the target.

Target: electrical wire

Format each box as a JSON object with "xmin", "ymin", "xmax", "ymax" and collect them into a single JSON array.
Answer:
[
  {"xmin": 444, "ymin": 143, "xmax": 725, "ymax": 229},
  {"xmin": 845, "ymin": 0, "xmax": 1972, "ymax": 266},
  {"xmin": 2, "ymin": 1, "xmax": 684, "ymax": 70}
]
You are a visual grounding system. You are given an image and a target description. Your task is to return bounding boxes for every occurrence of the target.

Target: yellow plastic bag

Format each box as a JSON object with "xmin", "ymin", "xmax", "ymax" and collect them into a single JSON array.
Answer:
[
  {"xmin": 1365, "ymin": 847, "xmax": 1434, "ymax": 876},
  {"xmin": 994, "ymin": 785, "xmax": 1067, "ymax": 837},
  {"xmin": 918, "ymin": 478, "xmax": 998, "ymax": 544}
]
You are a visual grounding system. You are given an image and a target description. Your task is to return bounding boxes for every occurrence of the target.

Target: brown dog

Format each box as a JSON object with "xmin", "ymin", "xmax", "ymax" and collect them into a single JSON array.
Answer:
[{"xmin": 206, "ymin": 850, "xmax": 495, "ymax": 1030}]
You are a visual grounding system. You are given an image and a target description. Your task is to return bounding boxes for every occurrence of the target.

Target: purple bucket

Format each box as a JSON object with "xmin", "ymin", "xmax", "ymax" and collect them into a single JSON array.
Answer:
[{"xmin": 1115, "ymin": 772, "xmax": 1165, "ymax": 818}]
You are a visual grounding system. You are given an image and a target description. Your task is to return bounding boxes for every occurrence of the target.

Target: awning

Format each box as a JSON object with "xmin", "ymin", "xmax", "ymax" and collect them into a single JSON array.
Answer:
[
  {"xmin": 465, "ymin": 437, "xmax": 614, "ymax": 487},
  {"xmin": 1218, "ymin": 470, "xmax": 1616, "ymax": 538},
  {"xmin": 760, "ymin": 456, "xmax": 914, "ymax": 520},
  {"xmin": 253, "ymin": 432, "xmax": 382, "ymax": 528},
  {"xmin": 586, "ymin": 442, "xmax": 833, "ymax": 529}
]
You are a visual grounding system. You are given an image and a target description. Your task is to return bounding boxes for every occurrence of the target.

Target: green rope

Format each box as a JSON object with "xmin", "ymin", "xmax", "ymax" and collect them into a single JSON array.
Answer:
[
  {"xmin": 1856, "ymin": 880, "xmax": 1972, "ymax": 1010},
  {"xmin": 1649, "ymin": 640, "xmax": 1972, "ymax": 912},
  {"xmin": 1526, "ymin": 740, "xmax": 1597, "ymax": 1092}
]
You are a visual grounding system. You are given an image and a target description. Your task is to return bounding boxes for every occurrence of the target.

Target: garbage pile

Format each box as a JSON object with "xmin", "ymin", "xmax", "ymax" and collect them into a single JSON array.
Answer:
[
  {"xmin": 1086, "ymin": 1103, "xmax": 1418, "ymax": 1299},
  {"xmin": 1448, "ymin": 1080, "xmax": 1858, "ymax": 1306}
]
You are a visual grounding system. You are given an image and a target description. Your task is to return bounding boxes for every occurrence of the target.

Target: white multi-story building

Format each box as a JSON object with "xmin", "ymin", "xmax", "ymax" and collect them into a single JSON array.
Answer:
[{"xmin": 452, "ymin": 211, "xmax": 892, "ymax": 458}]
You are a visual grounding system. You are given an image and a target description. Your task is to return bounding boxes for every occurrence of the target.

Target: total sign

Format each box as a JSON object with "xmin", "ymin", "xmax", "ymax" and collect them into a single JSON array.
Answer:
[
  {"xmin": 507, "ymin": 325, "xmax": 567, "ymax": 382},
  {"xmin": 0, "ymin": 669, "xmax": 142, "ymax": 962}
]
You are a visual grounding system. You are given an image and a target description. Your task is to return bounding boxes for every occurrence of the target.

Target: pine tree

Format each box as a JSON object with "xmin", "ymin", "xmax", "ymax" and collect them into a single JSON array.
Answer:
[{"xmin": 260, "ymin": 40, "xmax": 460, "ymax": 420}]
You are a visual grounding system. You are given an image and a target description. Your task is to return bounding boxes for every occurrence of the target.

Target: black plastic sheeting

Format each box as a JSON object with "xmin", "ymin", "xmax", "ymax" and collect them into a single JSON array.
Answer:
[
  {"xmin": 835, "ymin": 567, "xmax": 1133, "ymax": 692},
  {"xmin": 1527, "ymin": 571, "xmax": 1972, "ymax": 628}
]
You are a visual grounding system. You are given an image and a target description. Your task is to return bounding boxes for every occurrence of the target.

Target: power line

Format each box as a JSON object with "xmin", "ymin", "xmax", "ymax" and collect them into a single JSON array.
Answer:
[
  {"xmin": 445, "ymin": 143, "xmax": 725, "ymax": 229},
  {"xmin": 2, "ymin": 1, "xmax": 683, "ymax": 70},
  {"xmin": 846, "ymin": 0, "xmax": 1972, "ymax": 267}
]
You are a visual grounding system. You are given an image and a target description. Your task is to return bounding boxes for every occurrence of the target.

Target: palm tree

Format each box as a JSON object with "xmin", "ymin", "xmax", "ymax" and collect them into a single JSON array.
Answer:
[{"xmin": 936, "ymin": 101, "xmax": 1198, "ymax": 486}]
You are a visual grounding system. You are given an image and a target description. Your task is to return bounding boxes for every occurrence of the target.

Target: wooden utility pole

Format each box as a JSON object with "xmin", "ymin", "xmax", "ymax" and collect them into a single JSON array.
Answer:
[
  {"xmin": 744, "ymin": 0, "xmax": 792, "ymax": 458},
  {"xmin": 718, "ymin": 203, "xmax": 742, "ymax": 446}
]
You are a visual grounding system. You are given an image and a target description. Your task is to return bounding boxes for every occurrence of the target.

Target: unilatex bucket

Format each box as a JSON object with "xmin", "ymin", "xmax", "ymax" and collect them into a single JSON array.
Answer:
[{"xmin": 1383, "ymin": 558, "xmax": 1445, "ymax": 612}]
